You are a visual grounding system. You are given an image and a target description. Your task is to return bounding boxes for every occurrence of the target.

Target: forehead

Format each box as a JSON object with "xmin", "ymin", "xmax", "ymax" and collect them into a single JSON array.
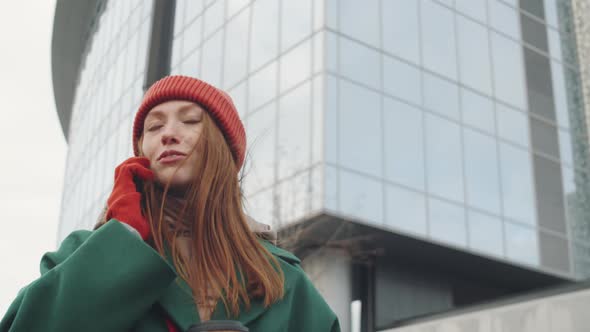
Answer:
[{"xmin": 145, "ymin": 100, "xmax": 203, "ymax": 119}]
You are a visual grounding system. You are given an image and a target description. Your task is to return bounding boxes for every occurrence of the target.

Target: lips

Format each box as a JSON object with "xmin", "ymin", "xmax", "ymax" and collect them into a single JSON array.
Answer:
[{"xmin": 157, "ymin": 150, "xmax": 187, "ymax": 161}]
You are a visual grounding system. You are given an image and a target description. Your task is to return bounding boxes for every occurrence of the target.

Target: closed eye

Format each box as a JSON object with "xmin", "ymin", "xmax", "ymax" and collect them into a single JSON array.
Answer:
[{"xmin": 147, "ymin": 125, "xmax": 162, "ymax": 132}]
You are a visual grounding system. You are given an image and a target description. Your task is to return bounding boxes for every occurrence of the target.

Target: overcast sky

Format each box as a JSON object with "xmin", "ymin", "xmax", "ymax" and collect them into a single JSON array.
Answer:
[{"xmin": 0, "ymin": 1, "xmax": 66, "ymax": 315}]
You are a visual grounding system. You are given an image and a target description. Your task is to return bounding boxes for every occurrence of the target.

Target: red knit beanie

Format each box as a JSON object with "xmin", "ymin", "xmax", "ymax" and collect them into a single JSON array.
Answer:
[{"xmin": 133, "ymin": 75, "xmax": 246, "ymax": 170}]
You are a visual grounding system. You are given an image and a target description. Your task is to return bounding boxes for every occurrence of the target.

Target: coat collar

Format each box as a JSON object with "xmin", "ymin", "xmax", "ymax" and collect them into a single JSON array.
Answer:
[{"xmin": 157, "ymin": 240, "xmax": 299, "ymax": 329}]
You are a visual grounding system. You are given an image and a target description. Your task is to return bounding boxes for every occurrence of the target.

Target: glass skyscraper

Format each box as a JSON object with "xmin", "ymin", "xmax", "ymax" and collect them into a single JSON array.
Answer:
[{"xmin": 53, "ymin": 0, "xmax": 590, "ymax": 330}]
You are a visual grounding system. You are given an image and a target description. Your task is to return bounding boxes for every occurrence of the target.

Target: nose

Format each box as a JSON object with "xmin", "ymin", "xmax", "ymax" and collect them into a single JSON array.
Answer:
[{"xmin": 160, "ymin": 123, "xmax": 181, "ymax": 145}]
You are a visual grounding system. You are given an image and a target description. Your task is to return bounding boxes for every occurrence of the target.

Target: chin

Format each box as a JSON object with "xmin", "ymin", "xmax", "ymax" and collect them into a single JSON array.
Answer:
[{"xmin": 155, "ymin": 172, "xmax": 193, "ymax": 191}]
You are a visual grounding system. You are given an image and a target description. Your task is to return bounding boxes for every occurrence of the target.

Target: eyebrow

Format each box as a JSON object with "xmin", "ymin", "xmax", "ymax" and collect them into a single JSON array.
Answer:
[{"xmin": 145, "ymin": 103, "xmax": 200, "ymax": 121}]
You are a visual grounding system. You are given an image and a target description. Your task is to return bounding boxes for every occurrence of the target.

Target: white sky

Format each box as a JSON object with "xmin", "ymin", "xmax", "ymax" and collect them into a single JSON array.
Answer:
[{"xmin": 0, "ymin": 1, "xmax": 66, "ymax": 315}]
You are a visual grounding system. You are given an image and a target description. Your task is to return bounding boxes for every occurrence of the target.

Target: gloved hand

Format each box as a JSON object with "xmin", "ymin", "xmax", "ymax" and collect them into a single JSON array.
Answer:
[{"xmin": 106, "ymin": 157, "xmax": 154, "ymax": 240}]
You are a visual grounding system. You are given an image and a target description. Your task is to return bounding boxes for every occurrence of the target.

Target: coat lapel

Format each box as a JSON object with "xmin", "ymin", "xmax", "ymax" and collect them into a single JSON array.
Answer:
[{"xmin": 158, "ymin": 277, "xmax": 201, "ymax": 331}]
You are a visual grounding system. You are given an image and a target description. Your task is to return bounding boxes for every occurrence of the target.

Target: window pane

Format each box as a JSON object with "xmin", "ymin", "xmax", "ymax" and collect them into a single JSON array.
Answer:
[
  {"xmin": 244, "ymin": 103, "xmax": 276, "ymax": 195},
  {"xmin": 174, "ymin": 0, "xmax": 186, "ymax": 37},
  {"xmin": 464, "ymin": 129, "xmax": 502, "ymax": 214},
  {"xmin": 385, "ymin": 185, "xmax": 427, "ymax": 236},
  {"xmin": 182, "ymin": 17, "xmax": 202, "ymax": 58},
  {"xmin": 489, "ymin": 0, "xmax": 520, "ymax": 40},
  {"xmin": 426, "ymin": 114, "xmax": 464, "ymax": 203},
  {"xmin": 227, "ymin": 0, "xmax": 249, "ymax": 17},
  {"xmin": 382, "ymin": 0, "xmax": 420, "ymax": 64},
  {"xmin": 280, "ymin": 39, "xmax": 311, "ymax": 93},
  {"xmin": 281, "ymin": 0, "xmax": 312, "ymax": 51},
  {"xmin": 497, "ymin": 103, "xmax": 530, "ymax": 147},
  {"xmin": 340, "ymin": 37, "xmax": 380, "ymax": 90},
  {"xmin": 505, "ymin": 222, "xmax": 539, "ymax": 266},
  {"xmin": 248, "ymin": 61, "xmax": 277, "ymax": 111},
  {"xmin": 179, "ymin": 49, "xmax": 201, "ymax": 78},
  {"xmin": 384, "ymin": 98, "xmax": 425, "ymax": 190},
  {"xmin": 457, "ymin": 16, "xmax": 493, "ymax": 95},
  {"xmin": 278, "ymin": 83, "xmax": 311, "ymax": 179},
  {"xmin": 224, "ymin": 8, "xmax": 250, "ymax": 87},
  {"xmin": 500, "ymin": 143, "xmax": 536, "ymax": 225},
  {"xmin": 339, "ymin": 81, "xmax": 382, "ymax": 177},
  {"xmin": 491, "ymin": 32, "xmax": 527, "ymax": 110},
  {"xmin": 424, "ymin": 73, "xmax": 460, "ymax": 121},
  {"xmin": 185, "ymin": 0, "xmax": 204, "ymax": 22},
  {"xmin": 340, "ymin": 0, "xmax": 379, "ymax": 47},
  {"xmin": 421, "ymin": 0, "xmax": 457, "ymax": 80},
  {"xmin": 462, "ymin": 89, "xmax": 495, "ymax": 135},
  {"xmin": 203, "ymin": 0, "xmax": 224, "ymax": 37},
  {"xmin": 340, "ymin": 170, "xmax": 383, "ymax": 224},
  {"xmin": 455, "ymin": 0, "xmax": 487, "ymax": 23},
  {"xmin": 468, "ymin": 210, "xmax": 504, "ymax": 257},
  {"xmin": 200, "ymin": 32, "xmax": 223, "ymax": 87},
  {"xmin": 278, "ymin": 171, "xmax": 309, "ymax": 224},
  {"xmin": 429, "ymin": 198, "xmax": 467, "ymax": 247},
  {"xmin": 383, "ymin": 56, "xmax": 421, "ymax": 105},
  {"xmin": 250, "ymin": 0, "xmax": 278, "ymax": 71}
]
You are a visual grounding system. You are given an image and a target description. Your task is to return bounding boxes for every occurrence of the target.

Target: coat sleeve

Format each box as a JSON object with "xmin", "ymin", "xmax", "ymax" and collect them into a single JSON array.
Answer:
[{"xmin": 0, "ymin": 220, "xmax": 176, "ymax": 332}]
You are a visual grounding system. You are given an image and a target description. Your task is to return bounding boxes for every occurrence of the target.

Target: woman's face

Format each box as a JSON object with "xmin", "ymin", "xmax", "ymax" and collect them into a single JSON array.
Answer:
[{"xmin": 140, "ymin": 100, "xmax": 205, "ymax": 190}]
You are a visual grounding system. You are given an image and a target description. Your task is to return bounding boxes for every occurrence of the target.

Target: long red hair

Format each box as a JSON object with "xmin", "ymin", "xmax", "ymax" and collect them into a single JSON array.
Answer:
[{"xmin": 96, "ymin": 112, "xmax": 284, "ymax": 317}]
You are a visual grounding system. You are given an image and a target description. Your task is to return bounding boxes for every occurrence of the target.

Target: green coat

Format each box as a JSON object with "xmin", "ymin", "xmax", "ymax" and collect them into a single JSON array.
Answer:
[{"xmin": 0, "ymin": 220, "xmax": 340, "ymax": 332}]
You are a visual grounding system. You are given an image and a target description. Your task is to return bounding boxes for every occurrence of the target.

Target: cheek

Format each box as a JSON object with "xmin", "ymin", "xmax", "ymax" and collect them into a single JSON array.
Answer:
[{"xmin": 141, "ymin": 138, "xmax": 157, "ymax": 159}]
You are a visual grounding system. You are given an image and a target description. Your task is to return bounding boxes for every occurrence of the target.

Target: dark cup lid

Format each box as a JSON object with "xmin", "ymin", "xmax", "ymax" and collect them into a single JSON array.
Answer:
[{"xmin": 187, "ymin": 320, "xmax": 249, "ymax": 332}]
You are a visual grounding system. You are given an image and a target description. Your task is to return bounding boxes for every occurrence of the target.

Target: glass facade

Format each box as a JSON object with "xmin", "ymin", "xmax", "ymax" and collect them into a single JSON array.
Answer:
[
  {"xmin": 57, "ymin": 0, "xmax": 590, "ymax": 281},
  {"xmin": 57, "ymin": 0, "xmax": 153, "ymax": 240}
]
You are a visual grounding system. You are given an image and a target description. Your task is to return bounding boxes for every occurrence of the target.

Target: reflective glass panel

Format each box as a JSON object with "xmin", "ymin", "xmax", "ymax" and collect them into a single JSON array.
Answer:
[
  {"xmin": 339, "ymin": 37, "xmax": 380, "ymax": 90},
  {"xmin": 424, "ymin": 73, "xmax": 460, "ymax": 120},
  {"xmin": 340, "ymin": 0, "xmax": 380, "ymax": 47},
  {"xmin": 505, "ymin": 221, "xmax": 540, "ymax": 266},
  {"xmin": 491, "ymin": 32, "xmax": 527, "ymax": 110},
  {"xmin": 457, "ymin": 16, "xmax": 493, "ymax": 95},
  {"xmin": 468, "ymin": 210, "xmax": 504, "ymax": 257},
  {"xmin": 244, "ymin": 102, "xmax": 276, "ymax": 195},
  {"xmin": 421, "ymin": 0, "xmax": 458, "ymax": 80},
  {"xmin": 383, "ymin": 56, "xmax": 421, "ymax": 105},
  {"xmin": 385, "ymin": 185, "xmax": 427, "ymax": 236},
  {"xmin": 425, "ymin": 114, "xmax": 465, "ymax": 203},
  {"xmin": 429, "ymin": 198, "xmax": 467, "ymax": 247},
  {"xmin": 339, "ymin": 81, "xmax": 382, "ymax": 177},
  {"xmin": 340, "ymin": 170, "xmax": 383, "ymax": 224},
  {"xmin": 382, "ymin": 0, "xmax": 420, "ymax": 64},
  {"xmin": 462, "ymin": 89, "xmax": 495, "ymax": 135},
  {"xmin": 280, "ymin": 39, "xmax": 311, "ymax": 93},
  {"xmin": 248, "ymin": 61, "xmax": 277, "ymax": 111},
  {"xmin": 497, "ymin": 103, "xmax": 530, "ymax": 148},
  {"xmin": 278, "ymin": 83, "xmax": 311, "ymax": 179},
  {"xmin": 281, "ymin": 0, "xmax": 312, "ymax": 51},
  {"xmin": 224, "ymin": 8, "xmax": 250, "ymax": 87},
  {"xmin": 464, "ymin": 128, "xmax": 502, "ymax": 214},
  {"xmin": 500, "ymin": 143, "xmax": 536, "ymax": 225},
  {"xmin": 384, "ymin": 98, "xmax": 425, "ymax": 191},
  {"xmin": 250, "ymin": 0, "xmax": 279, "ymax": 71}
]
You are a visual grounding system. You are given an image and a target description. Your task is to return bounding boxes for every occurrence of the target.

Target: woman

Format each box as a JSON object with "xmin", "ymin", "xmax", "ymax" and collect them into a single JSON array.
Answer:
[{"xmin": 0, "ymin": 75, "xmax": 340, "ymax": 331}]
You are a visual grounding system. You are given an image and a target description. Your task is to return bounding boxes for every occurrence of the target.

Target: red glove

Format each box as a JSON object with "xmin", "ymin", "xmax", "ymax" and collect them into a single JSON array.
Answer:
[{"xmin": 106, "ymin": 157, "xmax": 154, "ymax": 240}]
